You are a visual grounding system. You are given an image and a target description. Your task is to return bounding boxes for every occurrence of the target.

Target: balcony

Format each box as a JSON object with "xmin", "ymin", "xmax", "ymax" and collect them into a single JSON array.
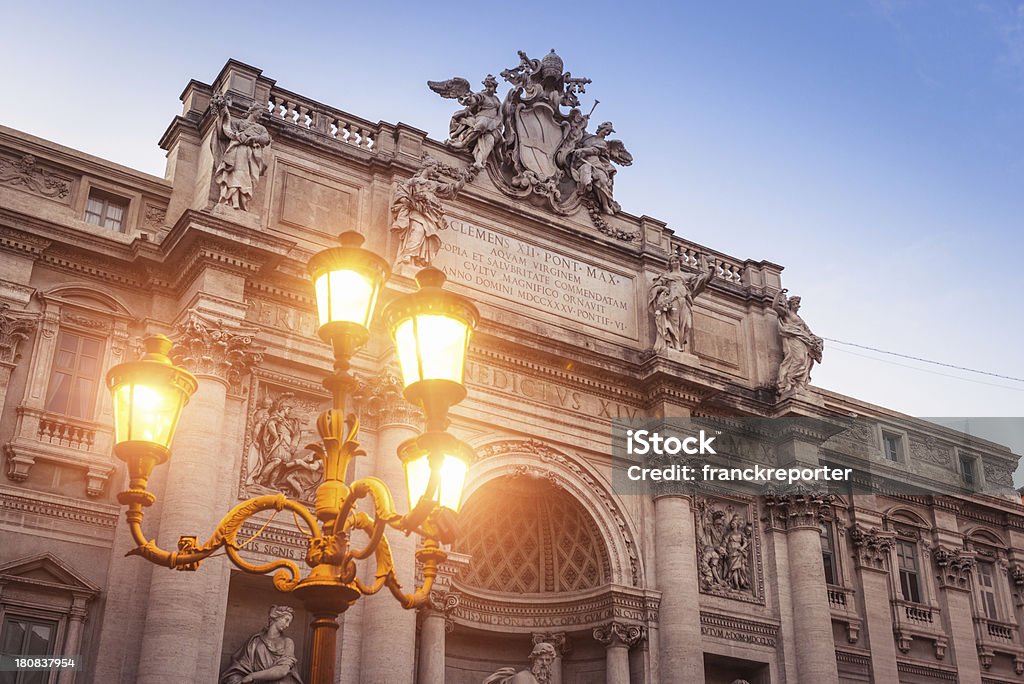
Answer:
[
  {"xmin": 974, "ymin": 616, "xmax": 1024, "ymax": 666},
  {"xmin": 891, "ymin": 599, "xmax": 946, "ymax": 655},
  {"xmin": 828, "ymin": 585, "xmax": 862, "ymax": 644}
]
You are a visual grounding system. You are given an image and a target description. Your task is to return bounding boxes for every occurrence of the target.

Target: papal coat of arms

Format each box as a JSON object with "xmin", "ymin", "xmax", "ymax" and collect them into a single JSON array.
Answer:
[{"xmin": 429, "ymin": 49, "xmax": 634, "ymax": 240}]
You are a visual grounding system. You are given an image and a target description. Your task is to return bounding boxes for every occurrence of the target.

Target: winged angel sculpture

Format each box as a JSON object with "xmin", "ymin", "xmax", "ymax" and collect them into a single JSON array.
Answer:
[{"xmin": 428, "ymin": 50, "xmax": 635, "ymax": 240}]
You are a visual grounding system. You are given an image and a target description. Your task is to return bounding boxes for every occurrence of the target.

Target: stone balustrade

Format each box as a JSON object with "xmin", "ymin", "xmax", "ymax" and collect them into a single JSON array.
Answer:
[
  {"xmin": 268, "ymin": 89, "xmax": 376, "ymax": 150},
  {"xmin": 672, "ymin": 242, "xmax": 745, "ymax": 285},
  {"xmin": 37, "ymin": 415, "xmax": 96, "ymax": 450}
]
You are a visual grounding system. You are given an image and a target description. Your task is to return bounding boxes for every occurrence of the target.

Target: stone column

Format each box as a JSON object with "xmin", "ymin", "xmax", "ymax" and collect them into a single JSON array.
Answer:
[
  {"xmin": 934, "ymin": 548, "xmax": 982, "ymax": 683},
  {"xmin": 653, "ymin": 493, "xmax": 704, "ymax": 682},
  {"xmin": 849, "ymin": 525, "xmax": 900, "ymax": 683},
  {"xmin": 593, "ymin": 623, "xmax": 644, "ymax": 684},
  {"xmin": 418, "ymin": 591, "xmax": 458, "ymax": 684},
  {"xmin": 134, "ymin": 314, "xmax": 260, "ymax": 684},
  {"xmin": 358, "ymin": 370, "xmax": 421, "ymax": 684},
  {"xmin": 57, "ymin": 597, "xmax": 89, "ymax": 684},
  {"xmin": 764, "ymin": 489, "xmax": 839, "ymax": 683},
  {"xmin": 532, "ymin": 633, "xmax": 570, "ymax": 684}
]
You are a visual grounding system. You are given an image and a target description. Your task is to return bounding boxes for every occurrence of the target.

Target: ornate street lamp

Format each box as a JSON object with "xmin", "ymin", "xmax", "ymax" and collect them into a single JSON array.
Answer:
[{"xmin": 106, "ymin": 231, "xmax": 479, "ymax": 684}]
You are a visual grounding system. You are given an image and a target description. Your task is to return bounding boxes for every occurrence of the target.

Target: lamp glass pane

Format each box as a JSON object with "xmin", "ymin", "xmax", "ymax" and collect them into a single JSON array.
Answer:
[
  {"xmin": 112, "ymin": 381, "xmax": 182, "ymax": 448},
  {"xmin": 394, "ymin": 314, "xmax": 469, "ymax": 387},
  {"xmin": 437, "ymin": 454, "xmax": 468, "ymax": 512},
  {"xmin": 314, "ymin": 270, "xmax": 376, "ymax": 328},
  {"xmin": 404, "ymin": 453, "xmax": 432, "ymax": 508}
]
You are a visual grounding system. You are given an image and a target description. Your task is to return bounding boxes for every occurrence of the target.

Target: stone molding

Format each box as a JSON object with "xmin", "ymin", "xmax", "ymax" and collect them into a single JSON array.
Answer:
[
  {"xmin": 446, "ymin": 583, "xmax": 658, "ymax": 633},
  {"xmin": 699, "ymin": 611, "xmax": 778, "ymax": 648}
]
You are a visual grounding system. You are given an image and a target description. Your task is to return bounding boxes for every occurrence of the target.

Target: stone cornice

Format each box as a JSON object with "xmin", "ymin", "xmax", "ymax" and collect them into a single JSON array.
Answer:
[{"xmin": 699, "ymin": 611, "xmax": 779, "ymax": 648}]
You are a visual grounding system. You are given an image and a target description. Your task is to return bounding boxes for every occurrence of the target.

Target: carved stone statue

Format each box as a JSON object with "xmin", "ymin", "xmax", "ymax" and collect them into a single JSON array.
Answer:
[
  {"xmin": 771, "ymin": 288, "xmax": 824, "ymax": 393},
  {"xmin": 211, "ymin": 96, "xmax": 272, "ymax": 212},
  {"xmin": 648, "ymin": 252, "xmax": 715, "ymax": 353},
  {"xmin": 429, "ymin": 75, "xmax": 503, "ymax": 171},
  {"xmin": 425, "ymin": 50, "xmax": 638, "ymax": 241},
  {"xmin": 220, "ymin": 605, "xmax": 302, "ymax": 684},
  {"xmin": 568, "ymin": 120, "xmax": 632, "ymax": 216},
  {"xmin": 697, "ymin": 500, "xmax": 754, "ymax": 595},
  {"xmin": 390, "ymin": 156, "xmax": 469, "ymax": 269},
  {"xmin": 483, "ymin": 642, "xmax": 556, "ymax": 684}
]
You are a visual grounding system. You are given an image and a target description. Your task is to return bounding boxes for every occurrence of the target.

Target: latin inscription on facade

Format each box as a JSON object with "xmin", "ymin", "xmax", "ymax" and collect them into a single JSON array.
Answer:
[{"xmin": 436, "ymin": 218, "xmax": 638, "ymax": 341}]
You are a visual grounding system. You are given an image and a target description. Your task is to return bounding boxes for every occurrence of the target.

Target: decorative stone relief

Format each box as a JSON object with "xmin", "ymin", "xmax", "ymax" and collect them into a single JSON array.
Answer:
[
  {"xmin": 389, "ymin": 155, "xmax": 470, "ymax": 271},
  {"xmin": 170, "ymin": 312, "xmax": 263, "ymax": 394},
  {"xmin": 210, "ymin": 95, "xmax": 272, "ymax": 212},
  {"xmin": 532, "ymin": 632, "xmax": 571, "ymax": 659},
  {"xmin": 648, "ymin": 250, "xmax": 715, "ymax": 354},
  {"xmin": 142, "ymin": 204, "xmax": 167, "ymax": 230},
  {"xmin": 0, "ymin": 154, "xmax": 71, "ymax": 199},
  {"xmin": 699, "ymin": 611, "xmax": 778, "ymax": 648},
  {"xmin": 983, "ymin": 459, "xmax": 1014, "ymax": 488},
  {"xmin": 849, "ymin": 525, "xmax": 895, "ymax": 570},
  {"xmin": 771, "ymin": 288, "xmax": 823, "ymax": 394},
  {"xmin": 932, "ymin": 546, "xmax": 974, "ymax": 588},
  {"xmin": 0, "ymin": 303, "xmax": 39, "ymax": 364},
  {"xmin": 592, "ymin": 621, "xmax": 645, "ymax": 648},
  {"xmin": 429, "ymin": 50, "xmax": 636, "ymax": 241},
  {"xmin": 220, "ymin": 605, "xmax": 302, "ymax": 684},
  {"xmin": 483, "ymin": 642, "xmax": 556, "ymax": 684},
  {"xmin": 909, "ymin": 433, "xmax": 951, "ymax": 466},
  {"xmin": 696, "ymin": 497, "xmax": 763, "ymax": 604},
  {"xmin": 241, "ymin": 379, "xmax": 328, "ymax": 502}
]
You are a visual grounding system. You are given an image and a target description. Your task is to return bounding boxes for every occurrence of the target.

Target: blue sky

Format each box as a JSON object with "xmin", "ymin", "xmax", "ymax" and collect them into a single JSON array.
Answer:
[{"xmin": 3, "ymin": 1, "xmax": 1022, "ymax": 435}]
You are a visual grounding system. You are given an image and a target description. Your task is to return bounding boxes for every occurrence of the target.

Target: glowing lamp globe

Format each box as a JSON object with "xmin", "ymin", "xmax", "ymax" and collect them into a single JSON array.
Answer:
[
  {"xmin": 382, "ymin": 268, "xmax": 479, "ymax": 423},
  {"xmin": 398, "ymin": 432, "xmax": 475, "ymax": 513},
  {"xmin": 106, "ymin": 335, "xmax": 197, "ymax": 467},
  {"xmin": 307, "ymin": 231, "xmax": 391, "ymax": 358}
]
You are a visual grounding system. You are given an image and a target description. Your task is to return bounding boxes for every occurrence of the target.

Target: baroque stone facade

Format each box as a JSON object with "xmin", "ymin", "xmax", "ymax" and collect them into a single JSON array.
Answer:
[{"xmin": 0, "ymin": 58, "xmax": 1021, "ymax": 684}]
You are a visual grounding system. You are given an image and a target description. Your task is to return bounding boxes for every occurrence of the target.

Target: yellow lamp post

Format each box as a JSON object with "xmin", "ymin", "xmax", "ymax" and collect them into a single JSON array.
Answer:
[{"xmin": 106, "ymin": 231, "xmax": 479, "ymax": 684}]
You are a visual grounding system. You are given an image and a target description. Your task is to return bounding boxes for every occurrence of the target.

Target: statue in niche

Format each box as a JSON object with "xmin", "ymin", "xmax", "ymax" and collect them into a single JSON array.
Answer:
[
  {"xmin": 390, "ymin": 156, "xmax": 470, "ymax": 269},
  {"xmin": 483, "ymin": 641, "xmax": 556, "ymax": 684},
  {"xmin": 211, "ymin": 95, "xmax": 272, "ymax": 212},
  {"xmin": 771, "ymin": 288, "xmax": 824, "ymax": 393},
  {"xmin": 220, "ymin": 605, "xmax": 302, "ymax": 684},
  {"xmin": 429, "ymin": 75, "xmax": 503, "ymax": 171},
  {"xmin": 648, "ymin": 251, "xmax": 715, "ymax": 353},
  {"xmin": 696, "ymin": 500, "xmax": 754, "ymax": 595}
]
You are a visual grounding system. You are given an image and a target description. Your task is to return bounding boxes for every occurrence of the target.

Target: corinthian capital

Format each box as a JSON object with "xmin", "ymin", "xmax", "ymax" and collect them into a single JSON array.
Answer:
[
  {"xmin": 762, "ymin": 482, "xmax": 832, "ymax": 531},
  {"xmin": 0, "ymin": 303, "xmax": 39, "ymax": 364},
  {"xmin": 354, "ymin": 369, "xmax": 421, "ymax": 430},
  {"xmin": 171, "ymin": 311, "xmax": 263, "ymax": 392}
]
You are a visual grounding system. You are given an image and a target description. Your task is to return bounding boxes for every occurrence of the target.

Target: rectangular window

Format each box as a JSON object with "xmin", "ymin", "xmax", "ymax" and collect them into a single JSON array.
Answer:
[
  {"xmin": 45, "ymin": 330, "xmax": 104, "ymax": 420},
  {"xmin": 0, "ymin": 615, "xmax": 58, "ymax": 684},
  {"xmin": 821, "ymin": 522, "xmax": 838, "ymax": 584},
  {"xmin": 896, "ymin": 540, "xmax": 922, "ymax": 603},
  {"xmin": 883, "ymin": 433, "xmax": 902, "ymax": 462},
  {"xmin": 960, "ymin": 455, "xmax": 977, "ymax": 486},
  {"xmin": 978, "ymin": 562, "xmax": 999, "ymax": 620},
  {"xmin": 84, "ymin": 189, "xmax": 127, "ymax": 232}
]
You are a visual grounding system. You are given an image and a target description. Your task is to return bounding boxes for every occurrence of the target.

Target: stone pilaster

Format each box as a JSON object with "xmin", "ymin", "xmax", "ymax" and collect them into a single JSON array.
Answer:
[
  {"xmin": 593, "ymin": 622, "xmax": 644, "ymax": 684},
  {"xmin": 763, "ymin": 488, "xmax": 839, "ymax": 683},
  {"xmin": 532, "ymin": 632, "xmax": 571, "ymax": 684},
  {"xmin": 653, "ymin": 492, "xmax": 704, "ymax": 682},
  {"xmin": 134, "ymin": 315, "xmax": 261, "ymax": 684},
  {"xmin": 418, "ymin": 590, "xmax": 459, "ymax": 684},
  {"xmin": 849, "ymin": 525, "xmax": 900, "ymax": 683},
  {"xmin": 358, "ymin": 369, "xmax": 422, "ymax": 683},
  {"xmin": 933, "ymin": 547, "xmax": 982, "ymax": 683}
]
